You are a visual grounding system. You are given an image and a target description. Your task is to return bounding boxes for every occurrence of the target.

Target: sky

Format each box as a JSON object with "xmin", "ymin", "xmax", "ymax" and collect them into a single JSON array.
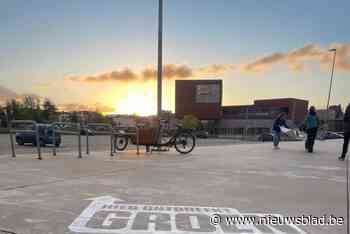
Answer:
[{"xmin": 0, "ymin": 0, "xmax": 349, "ymax": 115}]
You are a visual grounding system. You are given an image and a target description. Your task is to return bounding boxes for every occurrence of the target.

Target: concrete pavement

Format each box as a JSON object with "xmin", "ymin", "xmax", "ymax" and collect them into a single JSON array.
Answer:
[{"xmin": 0, "ymin": 139, "xmax": 347, "ymax": 234}]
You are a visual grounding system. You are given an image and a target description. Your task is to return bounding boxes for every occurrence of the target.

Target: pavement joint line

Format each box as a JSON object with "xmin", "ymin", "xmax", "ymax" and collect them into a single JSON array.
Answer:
[
  {"xmin": 0, "ymin": 200, "xmax": 76, "ymax": 216},
  {"xmin": 0, "ymin": 166, "xmax": 140, "ymax": 192}
]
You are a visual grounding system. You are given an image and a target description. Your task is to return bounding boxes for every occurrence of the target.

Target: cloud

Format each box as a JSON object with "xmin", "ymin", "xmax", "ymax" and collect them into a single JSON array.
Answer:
[
  {"xmin": 58, "ymin": 103, "xmax": 115, "ymax": 113},
  {"xmin": 320, "ymin": 43, "xmax": 350, "ymax": 72},
  {"xmin": 0, "ymin": 86, "xmax": 43, "ymax": 105},
  {"xmin": 197, "ymin": 64, "xmax": 236, "ymax": 75},
  {"xmin": 239, "ymin": 43, "xmax": 350, "ymax": 73},
  {"xmin": 240, "ymin": 53, "xmax": 286, "ymax": 72},
  {"xmin": 163, "ymin": 64, "xmax": 193, "ymax": 79},
  {"xmin": 66, "ymin": 64, "xmax": 196, "ymax": 83},
  {"xmin": 65, "ymin": 43, "xmax": 350, "ymax": 84},
  {"xmin": 0, "ymin": 85, "xmax": 17, "ymax": 104},
  {"xmin": 67, "ymin": 68, "xmax": 139, "ymax": 83}
]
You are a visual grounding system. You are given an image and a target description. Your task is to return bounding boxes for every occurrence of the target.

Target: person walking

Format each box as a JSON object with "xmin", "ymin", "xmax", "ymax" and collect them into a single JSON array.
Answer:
[
  {"xmin": 272, "ymin": 112, "xmax": 289, "ymax": 149},
  {"xmin": 339, "ymin": 104, "xmax": 350, "ymax": 161},
  {"xmin": 304, "ymin": 106, "xmax": 320, "ymax": 153}
]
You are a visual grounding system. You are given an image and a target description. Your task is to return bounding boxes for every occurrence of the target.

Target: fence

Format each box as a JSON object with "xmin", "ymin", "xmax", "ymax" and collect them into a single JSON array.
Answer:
[
  {"xmin": 86, "ymin": 123, "xmax": 114, "ymax": 156},
  {"xmin": 7, "ymin": 121, "xmax": 142, "ymax": 160},
  {"xmin": 52, "ymin": 122, "xmax": 81, "ymax": 158},
  {"xmin": 9, "ymin": 120, "xmax": 42, "ymax": 160}
]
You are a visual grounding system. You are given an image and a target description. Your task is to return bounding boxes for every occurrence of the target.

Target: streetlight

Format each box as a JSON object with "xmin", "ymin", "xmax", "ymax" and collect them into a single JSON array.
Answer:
[
  {"xmin": 326, "ymin": 48, "xmax": 337, "ymax": 124},
  {"xmin": 157, "ymin": 0, "xmax": 163, "ymax": 117}
]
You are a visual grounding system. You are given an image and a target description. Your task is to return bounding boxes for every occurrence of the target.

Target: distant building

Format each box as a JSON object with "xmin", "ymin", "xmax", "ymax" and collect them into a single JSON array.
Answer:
[
  {"xmin": 329, "ymin": 105, "xmax": 344, "ymax": 119},
  {"xmin": 174, "ymin": 79, "xmax": 310, "ymax": 136},
  {"xmin": 316, "ymin": 109, "xmax": 337, "ymax": 122},
  {"xmin": 216, "ymin": 98, "xmax": 309, "ymax": 136},
  {"xmin": 58, "ymin": 112, "xmax": 72, "ymax": 122},
  {"xmin": 107, "ymin": 114, "xmax": 136, "ymax": 128},
  {"xmin": 175, "ymin": 80, "xmax": 222, "ymax": 120},
  {"xmin": 58, "ymin": 111, "xmax": 107, "ymax": 123},
  {"xmin": 317, "ymin": 105, "xmax": 344, "ymax": 132},
  {"xmin": 253, "ymin": 98, "xmax": 309, "ymax": 124}
]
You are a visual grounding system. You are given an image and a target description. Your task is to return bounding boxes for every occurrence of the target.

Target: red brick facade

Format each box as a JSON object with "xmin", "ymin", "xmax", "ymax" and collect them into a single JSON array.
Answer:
[
  {"xmin": 254, "ymin": 98, "xmax": 309, "ymax": 123},
  {"xmin": 175, "ymin": 80, "xmax": 222, "ymax": 120}
]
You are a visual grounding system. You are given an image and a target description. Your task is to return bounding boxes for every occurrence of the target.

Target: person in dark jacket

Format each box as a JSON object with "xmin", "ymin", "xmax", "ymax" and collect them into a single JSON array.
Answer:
[
  {"xmin": 304, "ymin": 106, "xmax": 320, "ymax": 153},
  {"xmin": 339, "ymin": 104, "xmax": 350, "ymax": 161},
  {"xmin": 272, "ymin": 112, "xmax": 289, "ymax": 149}
]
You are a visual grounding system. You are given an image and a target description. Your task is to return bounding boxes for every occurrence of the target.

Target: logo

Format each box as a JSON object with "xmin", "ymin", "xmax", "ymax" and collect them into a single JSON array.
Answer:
[{"xmin": 69, "ymin": 196, "xmax": 306, "ymax": 234}]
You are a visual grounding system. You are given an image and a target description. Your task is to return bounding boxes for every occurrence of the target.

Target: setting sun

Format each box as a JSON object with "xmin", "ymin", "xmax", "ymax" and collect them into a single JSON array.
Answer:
[{"xmin": 116, "ymin": 94, "xmax": 156, "ymax": 116}]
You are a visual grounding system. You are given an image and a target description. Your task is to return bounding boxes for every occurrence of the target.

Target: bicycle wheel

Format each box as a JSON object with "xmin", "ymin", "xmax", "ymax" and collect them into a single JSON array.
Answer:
[
  {"xmin": 174, "ymin": 132, "xmax": 195, "ymax": 154},
  {"xmin": 115, "ymin": 136, "xmax": 128, "ymax": 151}
]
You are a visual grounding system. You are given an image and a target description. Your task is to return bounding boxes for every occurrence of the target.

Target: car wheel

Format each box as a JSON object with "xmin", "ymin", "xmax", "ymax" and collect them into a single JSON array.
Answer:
[{"xmin": 17, "ymin": 138, "xmax": 24, "ymax": 145}]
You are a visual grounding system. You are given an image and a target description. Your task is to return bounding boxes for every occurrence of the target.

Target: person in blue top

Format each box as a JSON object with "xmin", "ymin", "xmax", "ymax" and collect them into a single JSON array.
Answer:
[
  {"xmin": 272, "ymin": 112, "xmax": 289, "ymax": 149},
  {"xmin": 303, "ymin": 106, "xmax": 320, "ymax": 153},
  {"xmin": 339, "ymin": 103, "xmax": 350, "ymax": 161}
]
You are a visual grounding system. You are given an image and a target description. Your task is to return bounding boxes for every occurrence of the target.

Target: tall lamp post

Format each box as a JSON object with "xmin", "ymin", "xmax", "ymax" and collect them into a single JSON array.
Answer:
[
  {"xmin": 157, "ymin": 0, "xmax": 163, "ymax": 117},
  {"xmin": 325, "ymin": 48, "xmax": 337, "ymax": 129}
]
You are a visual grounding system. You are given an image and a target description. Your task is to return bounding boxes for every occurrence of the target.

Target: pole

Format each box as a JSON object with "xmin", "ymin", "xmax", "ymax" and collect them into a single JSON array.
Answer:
[
  {"xmin": 5, "ymin": 111, "xmax": 15, "ymax": 158},
  {"xmin": 9, "ymin": 121, "xmax": 15, "ymax": 158},
  {"xmin": 244, "ymin": 107, "xmax": 249, "ymax": 139},
  {"xmin": 35, "ymin": 124, "xmax": 42, "ymax": 160},
  {"xmin": 78, "ymin": 123, "xmax": 82, "ymax": 158},
  {"xmin": 52, "ymin": 126, "xmax": 56, "ymax": 156},
  {"xmin": 86, "ymin": 127, "xmax": 90, "ymax": 155},
  {"xmin": 110, "ymin": 134, "xmax": 114, "ymax": 157},
  {"xmin": 326, "ymin": 50, "xmax": 336, "ymax": 128},
  {"xmin": 157, "ymin": 0, "xmax": 163, "ymax": 117},
  {"xmin": 136, "ymin": 126, "xmax": 140, "ymax": 155}
]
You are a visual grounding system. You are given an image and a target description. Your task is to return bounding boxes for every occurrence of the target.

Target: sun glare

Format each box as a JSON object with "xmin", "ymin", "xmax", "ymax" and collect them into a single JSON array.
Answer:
[{"xmin": 116, "ymin": 94, "xmax": 156, "ymax": 116}]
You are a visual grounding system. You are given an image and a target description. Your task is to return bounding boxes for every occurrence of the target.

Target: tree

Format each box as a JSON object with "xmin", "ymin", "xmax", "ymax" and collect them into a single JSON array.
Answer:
[
  {"xmin": 181, "ymin": 115, "xmax": 200, "ymax": 130},
  {"xmin": 23, "ymin": 95, "xmax": 39, "ymax": 110},
  {"xmin": 42, "ymin": 99, "xmax": 57, "ymax": 122},
  {"xmin": 5, "ymin": 99, "xmax": 22, "ymax": 120}
]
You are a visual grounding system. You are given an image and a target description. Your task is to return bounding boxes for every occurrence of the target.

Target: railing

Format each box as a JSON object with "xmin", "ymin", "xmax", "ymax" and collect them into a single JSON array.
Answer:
[
  {"xmin": 52, "ymin": 122, "xmax": 82, "ymax": 158},
  {"xmin": 9, "ymin": 120, "xmax": 42, "ymax": 160},
  {"xmin": 8, "ymin": 120, "xmax": 143, "ymax": 160},
  {"xmin": 86, "ymin": 123, "xmax": 115, "ymax": 157}
]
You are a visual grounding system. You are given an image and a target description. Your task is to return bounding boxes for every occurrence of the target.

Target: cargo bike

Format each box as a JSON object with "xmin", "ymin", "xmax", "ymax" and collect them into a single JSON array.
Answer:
[{"xmin": 114, "ymin": 123, "xmax": 196, "ymax": 154}]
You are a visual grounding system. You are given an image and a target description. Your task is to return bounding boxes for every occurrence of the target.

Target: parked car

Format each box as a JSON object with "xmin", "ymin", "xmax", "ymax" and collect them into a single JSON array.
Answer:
[
  {"xmin": 258, "ymin": 130, "xmax": 304, "ymax": 142},
  {"xmin": 195, "ymin": 130, "xmax": 209, "ymax": 138},
  {"xmin": 258, "ymin": 132, "xmax": 274, "ymax": 142},
  {"xmin": 16, "ymin": 124, "xmax": 61, "ymax": 147},
  {"xmin": 318, "ymin": 131, "xmax": 344, "ymax": 140},
  {"xmin": 80, "ymin": 127, "xmax": 94, "ymax": 135}
]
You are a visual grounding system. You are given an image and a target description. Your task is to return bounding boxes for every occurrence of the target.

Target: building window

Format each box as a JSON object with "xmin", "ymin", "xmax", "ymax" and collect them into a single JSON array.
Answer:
[{"xmin": 195, "ymin": 84, "xmax": 220, "ymax": 103}]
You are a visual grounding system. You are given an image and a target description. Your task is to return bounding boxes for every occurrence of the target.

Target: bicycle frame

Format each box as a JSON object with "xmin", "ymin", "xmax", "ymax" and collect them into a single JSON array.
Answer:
[{"xmin": 155, "ymin": 126, "xmax": 192, "ymax": 148}]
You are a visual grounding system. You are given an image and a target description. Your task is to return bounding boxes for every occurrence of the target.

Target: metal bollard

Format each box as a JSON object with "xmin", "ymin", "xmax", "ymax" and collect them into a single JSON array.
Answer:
[
  {"xmin": 110, "ymin": 134, "xmax": 114, "ymax": 157},
  {"xmin": 52, "ymin": 127, "xmax": 56, "ymax": 156},
  {"xmin": 86, "ymin": 129, "xmax": 89, "ymax": 155},
  {"xmin": 35, "ymin": 124, "xmax": 42, "ymax": 160},
  {"xmin": 78, "ymin": 123, "xmax": 82, "ymax": 158},
  {"xmin": 112, "ymin": 135, "xmax": 116, "ymax": 153},
  {"xmin": 9, "ymin": 122, "xmax": 15, "ymax": 158},
  {"xmin": 136, "ymin": 127, "xmax": 140, "ymax": 155}
]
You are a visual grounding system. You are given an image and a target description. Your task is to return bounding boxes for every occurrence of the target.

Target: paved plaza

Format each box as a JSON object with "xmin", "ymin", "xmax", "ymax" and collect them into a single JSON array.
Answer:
[{"xmin": 0, "ymin": 139, "xmax": 347, "ymax": 234}]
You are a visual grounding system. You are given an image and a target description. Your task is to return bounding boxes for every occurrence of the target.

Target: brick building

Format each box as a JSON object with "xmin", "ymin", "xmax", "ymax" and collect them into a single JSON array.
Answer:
[
  {"xmin": 175, "ymin": 80, "xmax": 222, "ymax": 120},
  {"xmin": 217, "ymin": 98, "xmax": 309, "ymax": 136}
]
